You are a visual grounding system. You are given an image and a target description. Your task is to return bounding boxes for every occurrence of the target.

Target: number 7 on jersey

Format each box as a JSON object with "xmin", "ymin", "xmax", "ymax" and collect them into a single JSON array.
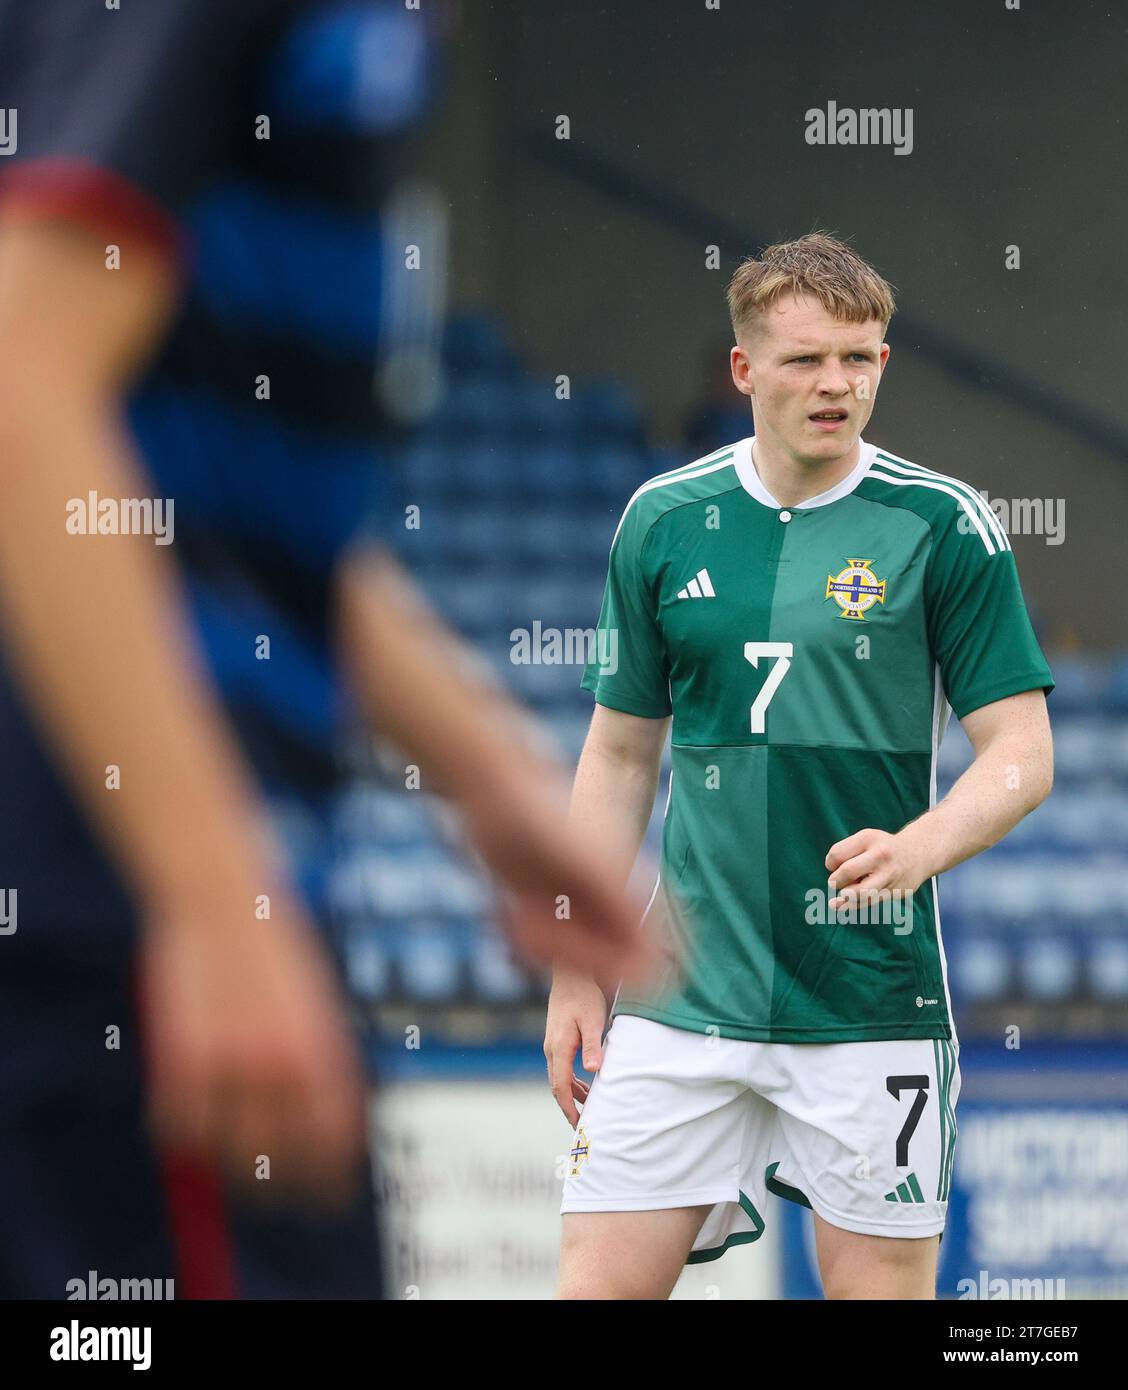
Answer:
[{"xmin": 743, "ymin": 641, "xmax": 793, "ymax": 734}]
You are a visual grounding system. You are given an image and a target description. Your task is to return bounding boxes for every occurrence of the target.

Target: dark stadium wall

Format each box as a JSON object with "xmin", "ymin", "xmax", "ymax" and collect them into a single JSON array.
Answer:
[{"xmin": 424, "ymin": 0, "xmax": 1127, "ymax": 648}]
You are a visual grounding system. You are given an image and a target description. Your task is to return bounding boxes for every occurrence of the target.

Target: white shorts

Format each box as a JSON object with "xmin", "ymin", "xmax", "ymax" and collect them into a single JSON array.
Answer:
[{"xmin": 560, "ymin": 1015, "xmax": 960, "ymax": 1263}]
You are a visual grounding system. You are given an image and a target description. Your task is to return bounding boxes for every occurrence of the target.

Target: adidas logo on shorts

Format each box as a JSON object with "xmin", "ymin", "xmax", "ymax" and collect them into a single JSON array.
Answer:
[{"xmin": 884, "ymin": 1171, "xmax": 927, "ymax": 1204}]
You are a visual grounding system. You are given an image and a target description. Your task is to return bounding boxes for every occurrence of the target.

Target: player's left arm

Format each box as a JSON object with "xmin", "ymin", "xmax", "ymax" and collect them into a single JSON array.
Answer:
[
  {"xmin": 829, "ymin": 483, "xmax": 1055, "ymax": 908},
  {"xmin": 826, "ymin": 688, "xmax": 1052, "ymax": 907}
]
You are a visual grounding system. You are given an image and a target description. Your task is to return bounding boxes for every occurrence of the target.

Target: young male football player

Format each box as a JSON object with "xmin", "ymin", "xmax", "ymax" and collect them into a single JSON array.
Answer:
[{"xmin": 546, "ymin": 233, "xmax": 1054, "ymax": 1299}]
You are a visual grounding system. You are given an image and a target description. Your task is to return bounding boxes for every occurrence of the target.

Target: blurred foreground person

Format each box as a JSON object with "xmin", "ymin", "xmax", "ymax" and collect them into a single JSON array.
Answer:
[{"xmin": 0, "ymin": 0, "xmax": 645, "ymax": 1298}]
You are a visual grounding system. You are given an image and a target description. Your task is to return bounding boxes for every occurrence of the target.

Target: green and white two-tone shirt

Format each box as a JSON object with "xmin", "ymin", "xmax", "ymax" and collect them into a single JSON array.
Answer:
[{"xmin": 582, "ymin": 437, "xmax": 1054, "ymax": 1044}]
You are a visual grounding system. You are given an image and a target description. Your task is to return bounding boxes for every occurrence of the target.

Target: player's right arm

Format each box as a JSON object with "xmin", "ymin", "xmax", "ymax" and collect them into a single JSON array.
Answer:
[
  {"xmin": 544, "ymin": 704, "xmax": 669, "ymax": 1126},
  {"xmin": 545, "ymin": 488, "xmax": 674, "ymax": 1124}
]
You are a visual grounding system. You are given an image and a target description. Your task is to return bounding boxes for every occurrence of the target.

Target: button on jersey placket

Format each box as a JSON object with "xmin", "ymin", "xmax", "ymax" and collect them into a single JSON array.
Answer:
[{"xmin": 766, "ymin": 506, "xmax": 796, "ymax": 572}]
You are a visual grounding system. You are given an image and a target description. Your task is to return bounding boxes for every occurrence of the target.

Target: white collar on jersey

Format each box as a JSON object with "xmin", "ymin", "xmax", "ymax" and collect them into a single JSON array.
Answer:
[{"xmin": 732, "ymin": 436, "xmax": 878, "ymax": 510}]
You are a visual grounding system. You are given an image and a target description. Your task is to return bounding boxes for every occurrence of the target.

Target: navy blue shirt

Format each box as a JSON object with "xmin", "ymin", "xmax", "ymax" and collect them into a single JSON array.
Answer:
[{"xmin": 0, "ymin": 0, "xmax": 442, "ymax": 940}]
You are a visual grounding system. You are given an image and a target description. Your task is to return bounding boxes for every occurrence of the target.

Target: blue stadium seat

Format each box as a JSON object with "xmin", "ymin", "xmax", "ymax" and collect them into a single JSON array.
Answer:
[
  {"xmin": 332, "ymin": 787, "xmax": 434, "ymax": 845},
  {"xmin": 999, "ymin": 798, "xmax": 1055, "ymax": 852},
  {"xmin": 431, "ymin": 861, "xmax": 492, "ymax": 917},
  {"xmin": 332, "ymin": 848, "xmax": 460, "ymax": 918},
  {"xmin": 399, "ymin": 440, "xmax": 447, "ymax": 494},
  {"xmin": 953, "ymin": 938, "xmax": 1011, "ymax": 1002},
  {"xmin": 587, "ymin": 444, "xmax": 650, "ymax": 503},
  {"xmin": 650, "ymin": 444, "xmax": 691, "ymax": 475},
  {"xmin": 1018, "ymin": 937, "xmax": 1079, "ymax": 1001},
  {"xmin": 1045, "ymin": 859, "xmax": 1111, "ymax": 922},
  {"xmin": 1087, "ymin": 939, "xmax": 1128, "ymax": 1000},
  {"xmin": 510, "ymin": 657, "xmax": 576, "ymax": 705},
  {"xmin": 1048, "ymin": 656, "xmax": 1111, "ymax": 716},
  {"xmin": 397, "ymin": 922, "xmax": 464, "ymax": 1002},
  {"xmin": 433, "ymin": 376, "xmax": 515, "ymax": 437},
  {"xmin": 426, "ymin": 506, "xmax": 505, "ymax": 564},
  {"xmin": 509, "ymin": 378, "xmax": 580, "ymax": 441},
  {"xmin": 346, "ymin": 936, "xmax": 392, "ymax": 1002},
  {"xmin": 1109, "ymin": 721, "xmax": 1128, "ymax": 778},
  {"xmin": 951, "ymin": 860, "xmax": 1041, "ymax": 921},
  {"xmin": 450, "ymin": 442, "xmax": 521, "ymax": 498},
  {"xmin": 442, "ymin": 312, "xmax": 520, "ymax": 377},
  {"xmin": 468, "ymin": 933, "xmax": 532, "ymax": 1004},
  {"xmin": 515, "ymin": 444, "xmax": 582, "ymax": 499},
  {"xmin": 1051, "ymin": 717, "xmax": 1107, "ymax": 782},
  {"xmin": 572, "ymin": 379, "xmax": 644, "ymax": 444},
  {"xmin": 573, "ymin": 507, "xmax": 617, "ymax": 563},
  {"xmin": 1106, "ymin": 655, "xmax": 1128, "ymax": 714},
  {"xmin": 439, "ymin": 574, "xmax": 513, "ymax": 634}
]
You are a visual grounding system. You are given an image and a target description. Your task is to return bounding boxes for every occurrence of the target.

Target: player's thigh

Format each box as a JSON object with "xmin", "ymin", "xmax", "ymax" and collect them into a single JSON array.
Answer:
[
  {"xmin": 760, "ymin": 1035, "xmax": 958, "ymax": 1298},
  {"xmin": 814, "ymin": 1214, "xmax": 939, "ymax": 1300},
  {"xmin": 560, "ymin": 1018, "xmax": 752, "ymax": 1216},
  {"xmin": 558, "ymin": 1016, "xmax": 753, "ymax": 1293},
  {"xmin": 558, "ymin": 1206, "xmax": 712, "ymax": 1300}
]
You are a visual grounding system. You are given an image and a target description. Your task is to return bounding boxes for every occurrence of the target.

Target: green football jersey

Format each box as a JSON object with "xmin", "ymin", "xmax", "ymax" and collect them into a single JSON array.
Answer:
[{"xmin": 581, "ymin": 436, "xmax": 1054, "ymax": 1044}]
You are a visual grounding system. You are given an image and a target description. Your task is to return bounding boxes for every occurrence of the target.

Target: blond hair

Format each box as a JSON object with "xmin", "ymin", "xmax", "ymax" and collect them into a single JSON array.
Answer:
[{"xmin": 726, "ymin": 232, "xmax": 895, "ymax": 340}]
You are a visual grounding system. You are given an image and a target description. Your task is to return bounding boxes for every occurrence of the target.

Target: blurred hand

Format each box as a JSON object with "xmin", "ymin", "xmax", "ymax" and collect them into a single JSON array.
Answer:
[
  {"xmin": 138, "ymin": 886, "xmax": 367, "ymax": 1210},
  {"xmin": 334, "ymin": 550, "xmax": 657, "ymax": 986},
  {"xmin": 460, "ymin": 760, "xmax": 654, "ymax": 988},
  {"xmin": 544, "ymin": 968, "xmax": 608, "ymax": 1127}
]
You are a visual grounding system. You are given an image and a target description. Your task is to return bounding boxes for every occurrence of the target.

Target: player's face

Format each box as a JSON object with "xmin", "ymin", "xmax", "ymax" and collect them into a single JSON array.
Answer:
[{"xmin": 730, "ymin": 294, "xmax": 889, "ymax": 468}]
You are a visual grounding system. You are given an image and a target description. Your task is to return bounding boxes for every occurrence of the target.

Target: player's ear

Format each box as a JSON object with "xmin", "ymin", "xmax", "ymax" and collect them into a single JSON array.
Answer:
[
  {"xmin": 878, "ymin": 342, "xmax": 891, "ymax": 375},
  {"xmin": 730, "ymin": 342, "xmax": 755, "ymax": 397}
]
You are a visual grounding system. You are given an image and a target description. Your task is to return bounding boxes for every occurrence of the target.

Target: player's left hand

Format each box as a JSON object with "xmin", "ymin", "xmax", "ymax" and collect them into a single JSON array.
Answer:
[{"xmin": 824, "ymin": 827, "xmax": 931, "ymax": 912}]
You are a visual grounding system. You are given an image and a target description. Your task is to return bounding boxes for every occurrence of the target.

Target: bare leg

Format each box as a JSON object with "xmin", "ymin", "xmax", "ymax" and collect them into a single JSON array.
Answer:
[
  {"xmin": 557, "ymin": 1207, "xmax": 712, "ymax": 1300},
  {"xmin": 814, "ymin": 1213, "xmax": 939, "ymax": 1299}
]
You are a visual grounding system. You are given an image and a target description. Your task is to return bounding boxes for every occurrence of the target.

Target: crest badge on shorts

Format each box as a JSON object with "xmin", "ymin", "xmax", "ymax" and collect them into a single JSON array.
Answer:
[{"xmin": 569, "ymin": 1127, "xmax": 591, "ymax": 1177}]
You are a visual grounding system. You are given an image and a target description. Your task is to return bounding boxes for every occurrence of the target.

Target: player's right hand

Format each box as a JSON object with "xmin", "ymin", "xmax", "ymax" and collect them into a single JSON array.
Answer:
[
  {"xmin": 544, "ymin": 968, "xmax": 608, "ymax": 1127},
  {"xmin": 137, "ymin": 884, "xmax": 367, "ymax": 1211}
]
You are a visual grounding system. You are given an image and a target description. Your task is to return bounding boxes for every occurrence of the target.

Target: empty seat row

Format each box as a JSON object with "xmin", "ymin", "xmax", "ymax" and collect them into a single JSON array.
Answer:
[{"xmin": 952, "ymin": 936, "xmax": 1128, "ymax": 1003}]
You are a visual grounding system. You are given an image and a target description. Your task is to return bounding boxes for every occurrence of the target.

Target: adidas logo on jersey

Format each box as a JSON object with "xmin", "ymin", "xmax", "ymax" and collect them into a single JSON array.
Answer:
[{"xmin": 676, "ymin": 568, "xmax": 715, "ymax": 599}]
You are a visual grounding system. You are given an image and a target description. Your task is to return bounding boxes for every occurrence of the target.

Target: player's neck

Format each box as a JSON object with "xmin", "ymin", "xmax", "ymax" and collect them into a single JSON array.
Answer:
[{"xmin": 751, "ymin": 435, "xmax": 861, "ymax": 508}]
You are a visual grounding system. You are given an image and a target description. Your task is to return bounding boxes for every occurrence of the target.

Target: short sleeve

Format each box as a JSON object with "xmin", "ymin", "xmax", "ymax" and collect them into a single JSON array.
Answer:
[
  {"xmin": 580, "ymin": 502, "xmax": 672, "ymax": 718},
  {"xmin": 0, "ymin": 0, "xmax": 281, "ymax": 263},
  {"xmin": 926, "ymin": 503, "xmax": 1054, "ymax": 720}
]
